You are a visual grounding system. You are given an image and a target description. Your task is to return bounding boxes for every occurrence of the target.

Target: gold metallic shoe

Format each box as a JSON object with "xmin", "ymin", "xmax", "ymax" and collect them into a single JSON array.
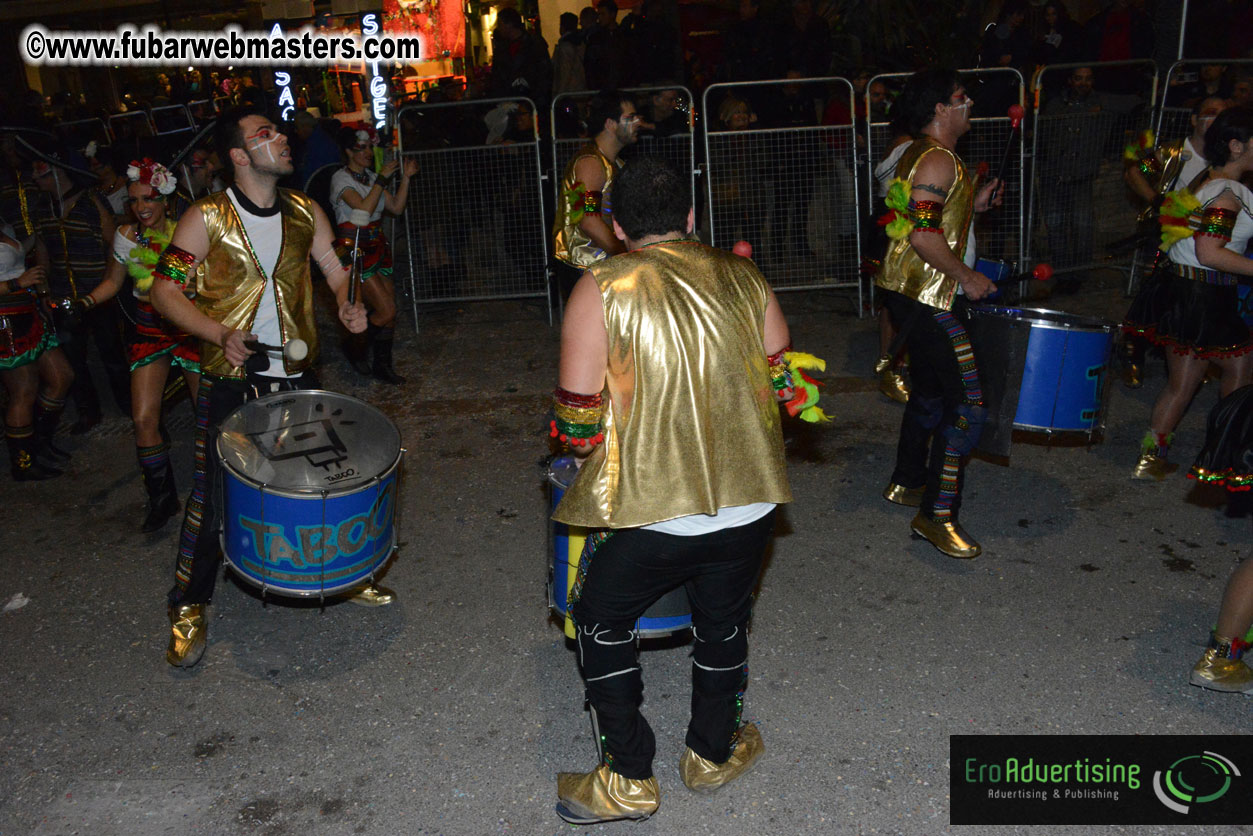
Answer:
[
  {"xmin": 1132, "ymin": 451, "xmax": 1176, "ymax": 481},
  {"xmin": 166, "ymin": 604, "xmax": 207, "ymax": 668},
  {"xmin": 882, "ymin": 365, "xmax": 912, "ymax": 406},
  {"xmin": 345, "ymin": 583, "xmax": 395, "ymax": 607},
  {"xmin": 1122, "ymin": 362, "xmax": 1142, "ymax": 389},
  {"xmin": 910, "ymin": 513, "xmax": 980, "ymax": 559},
  {"xmin": 1189, "ymin": 635, "xmax": 1253, "ymax": 694},
  {"xmin": 679, "ymin": 722, "xmax": 765, "ymax": 794},
  {"xmin": 555, "ymin": 763, "xmax": 659, "ymax": 824},
  {"xmin": 882, "ymin": 482, "xmax": 924, "ymax": 507}
]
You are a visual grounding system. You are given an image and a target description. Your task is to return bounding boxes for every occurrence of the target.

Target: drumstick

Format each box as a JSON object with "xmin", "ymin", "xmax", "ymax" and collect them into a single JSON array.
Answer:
[
  {"xmin": 347, "ymin": 223, "xmax": 363, "ymax": 307},
  {"xmin": 971, "ymin": 262, "xmax": 1054, "ymax": 304},
  {"xmin": 733, "ymin": 240, "xmax": 753, "ymax": 258},
  {"xmin": 989, "ymin": 104, "xmax": 1025, "ymax": 203},
  {"xmin": 244, "ymin": 338, "xmax": 309, "ymax": 362}
]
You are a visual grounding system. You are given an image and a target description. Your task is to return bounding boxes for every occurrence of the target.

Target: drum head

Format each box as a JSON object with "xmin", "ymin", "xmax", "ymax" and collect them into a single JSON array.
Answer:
[
  {"xmin": 218, "ymin": 390, "xmax": 401, "ymax": 493},
  {"xmin": 976, "ymin": 305, "xmax": 1114, "ymax": 333}
]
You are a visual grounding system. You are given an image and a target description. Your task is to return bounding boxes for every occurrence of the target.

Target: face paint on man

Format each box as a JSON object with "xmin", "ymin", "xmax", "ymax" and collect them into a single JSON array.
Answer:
[{"xmin": 245, "ymin": 129, "xmax": 281, "ymax": 166}]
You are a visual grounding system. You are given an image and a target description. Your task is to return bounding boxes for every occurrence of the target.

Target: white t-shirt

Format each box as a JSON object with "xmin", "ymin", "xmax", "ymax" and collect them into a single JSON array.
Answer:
[
  {"xmin": 875, "ymin": 140, "xmax": 912, "ymax": 198},
  {"xmin": 1168, "ymin": 177, "xmax": 1253, "ymax": 271},
  {"xmin": 227, "ymin": 187, "xmax": 293, "ymax": 379},
  {"xmin": 102, "ymin": 184, "xmax": 127, "ymax": 216},
  {"xmin": 0, "ymin": 240, "xmax": 24, "ymax": 282},
  {"xmin": 642, "ymin": 502, "xmax": 776, "ymax": 536},
  {"xmin": 330, "ymin": 167, "xmax": 384, "ymax": 226}
]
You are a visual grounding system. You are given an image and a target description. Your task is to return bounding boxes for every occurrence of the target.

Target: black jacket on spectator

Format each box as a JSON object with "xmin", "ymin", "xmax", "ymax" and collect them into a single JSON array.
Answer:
[{"xmin": 490, "ymin": 31, "xmax": 553, "ymax": 106}]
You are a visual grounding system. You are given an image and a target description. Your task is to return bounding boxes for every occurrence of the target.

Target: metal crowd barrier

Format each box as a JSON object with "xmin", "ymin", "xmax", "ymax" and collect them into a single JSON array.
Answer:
[
  {"xmin": 866, "ymin": 67, "xmax": 1026, "ymax": 306},
  {"xmin": 186, "ymin": 99, "xmax": 218, "ymax": 123},
  {"xmin": 107, "ymin": 110, "xmax": 155, "ymax": 141},
  {"xmin": 704, "ymin": 77, "xmax": 863, "ymax": 309},
  {"xmin": 549, "ymin": 86, "xmax": 697, "ymax": 222},
  {"xmin": 151, "ymin": 104, "xmax": 195, "ymax": 136},
  {"xmin": 397, "ymin": 97, "xmax": 551, "ymax": 324},
  {"xmin": 1155, "ymin": 58, "xmax": 1253, "ymax": 144},
  {"xmin": 1028, "ymin": 60, "xmax": 1156, "ymax": 286},
  {"xmin": 55, "ymin": 117, "xmax": 111, "ymax": 148}
]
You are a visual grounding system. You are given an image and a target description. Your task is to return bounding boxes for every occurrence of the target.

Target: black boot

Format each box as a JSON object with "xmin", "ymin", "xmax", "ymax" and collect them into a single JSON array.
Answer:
[
  {"xmin": 34, "ymin": 394, "xmax": 71, "ymax": 463},
  {"xmin": 138, "ymin": 442, "xmax": 180, "ymax": 532},
  {"xmin": 371, "ymin": 327, "xmax": 406, "ymax": 385},
  {"xmin": 343, "ymin": 331, "xmax": 374, "ymax": 377},
  {"xmin": 7, "ymin": 426, "xmax": 62, "ymax": 481}
]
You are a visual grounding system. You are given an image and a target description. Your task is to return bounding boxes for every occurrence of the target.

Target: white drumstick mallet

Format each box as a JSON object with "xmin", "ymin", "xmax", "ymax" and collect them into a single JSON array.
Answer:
[{"xmin": 245, "ymin": 338, "xmax": 309, "ymax": 361}]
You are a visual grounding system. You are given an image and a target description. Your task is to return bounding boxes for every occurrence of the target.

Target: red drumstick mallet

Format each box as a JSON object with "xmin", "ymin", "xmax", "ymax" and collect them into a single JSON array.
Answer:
[
  {"xmin": 989, "ymin": 104, "xmax": 1026, "ymax": 202},
  {"xmin": 733, "ymin": 240, "xmax": 753, "ymax": 259},
  {"xmin": 1032, "ymin": 263, "xmax": 1053, "ymax": 282}
]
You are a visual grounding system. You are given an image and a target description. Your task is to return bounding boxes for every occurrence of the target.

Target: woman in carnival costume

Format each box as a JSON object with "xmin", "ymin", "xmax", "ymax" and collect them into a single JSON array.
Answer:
[
  {"xmin": 1124, "ymin": 106, "xmax": 1253, "ymax": 480},
  {"xmin": 331, "ymin": 125, "xmax": 416, "ymax": 384},
  {"xmin": 1188, "ymin": 383, "xmax": 1253, "ymax": 693},
  {"xmin": 0, "ymin": 223, "xmax": 74, "ymax": 481},
  {"xmin": 78, "ymin": 158, "xmax": 200, "ymax": 531}
]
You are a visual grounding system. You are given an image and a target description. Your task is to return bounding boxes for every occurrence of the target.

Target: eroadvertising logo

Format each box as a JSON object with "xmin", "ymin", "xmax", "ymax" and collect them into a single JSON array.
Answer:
[
  {"xmin": 950, "ymin": 736, "xmax": 1252, "ymax": 825},
  {"xmin": 1152, "ymin": 751, "xmax": 1240, "ymax": 814}
]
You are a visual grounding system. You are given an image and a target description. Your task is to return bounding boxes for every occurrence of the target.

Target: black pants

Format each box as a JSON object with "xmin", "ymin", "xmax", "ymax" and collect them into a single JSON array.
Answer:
[
  {"xmin": 883, "ymin": 291, "xmax": 985, "ymax": 520},
  {"xmin": 570, "ymin": 511, "xmax": 775, "ymax": 779},
  {"xmin": 168, "ymin": 371, "xmax": 317, "ymax": 607},
  {"xmin": 554, "ymin": 261, "xmax": 583, "ymax": 305},
  {"xmin": 59, "ymin": 300, "xmax": 130, "ymax": 418}
]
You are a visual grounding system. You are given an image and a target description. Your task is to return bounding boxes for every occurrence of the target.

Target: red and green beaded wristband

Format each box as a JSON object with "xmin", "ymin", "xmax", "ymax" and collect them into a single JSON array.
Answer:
[{"xmin": 551, "ymin": 387, "xmax": 605, "ymax": 448}]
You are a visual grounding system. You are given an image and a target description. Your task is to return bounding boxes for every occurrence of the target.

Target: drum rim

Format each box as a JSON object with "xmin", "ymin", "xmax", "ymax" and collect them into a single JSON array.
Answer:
[
  {"xmin": 216, "ymin": 388, "xmax": 402, "ymax": 496},
  {"xmin": 547, "ymin": 454, "xmax": 580, "ymax": 492},
  {"xmin": 972, "ymin": 304, "xmax": 1116, "ymax": 333}
]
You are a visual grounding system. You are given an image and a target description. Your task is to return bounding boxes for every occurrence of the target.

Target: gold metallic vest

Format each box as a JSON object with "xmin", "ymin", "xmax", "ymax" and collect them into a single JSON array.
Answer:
[
  {"xmin": 552, "ymin": 142, "xmax": 621, "ymax": 268},
  {"xmin": 875, "ymin": 137, "xmax": 975, "ymax": 311},
  {"xmin": 193, "ymin": 189, "xmax": 318, "ymax": 379},
  {"xmin": 552, "ymin": 241, "xmax": 792, "ymax": 529}
]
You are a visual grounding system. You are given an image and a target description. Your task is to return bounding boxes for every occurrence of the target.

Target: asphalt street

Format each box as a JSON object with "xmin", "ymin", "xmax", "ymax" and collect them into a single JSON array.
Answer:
[{"xmin": 1, "ymin": 274, "xmax": 1250, "ymax": 836}]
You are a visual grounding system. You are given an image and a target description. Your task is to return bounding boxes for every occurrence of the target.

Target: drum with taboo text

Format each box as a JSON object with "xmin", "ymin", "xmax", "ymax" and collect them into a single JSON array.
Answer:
[{"xmin": 218, "ymin": 390, "xmax": 401, "ymax": 597}]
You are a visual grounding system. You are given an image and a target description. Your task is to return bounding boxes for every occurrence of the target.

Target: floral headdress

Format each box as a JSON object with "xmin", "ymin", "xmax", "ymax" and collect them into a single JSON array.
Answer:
[
  {"xmin": 126, "ymin": 158, "xmax": 177, "ymax": 196},
  {"xmin": 350, "ymin": 126, "xmax": 379, "ymax": 150}
]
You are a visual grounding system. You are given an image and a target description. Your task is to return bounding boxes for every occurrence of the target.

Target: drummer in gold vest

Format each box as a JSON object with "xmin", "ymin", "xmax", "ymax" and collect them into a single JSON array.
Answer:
[
  {"xmin": 550, "ymin": 158, "xmax": 794, "ymax": 824},
  {"xmin": 551, "ymin": 90, "xmax": 639, "ymax": 299},
  {"xmin": 874, "ymin": 69, "xmax": 1002, "ymax": 559},
  {"xmin": 150, "ymin": 106, "xmax": 392, "ymax": 669}
]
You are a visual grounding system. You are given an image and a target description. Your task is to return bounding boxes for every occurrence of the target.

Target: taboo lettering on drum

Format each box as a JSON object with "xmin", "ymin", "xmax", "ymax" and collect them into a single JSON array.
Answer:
[{"xmin": 236, "ymin": 478, "xmax": 396, "ymax": 568}]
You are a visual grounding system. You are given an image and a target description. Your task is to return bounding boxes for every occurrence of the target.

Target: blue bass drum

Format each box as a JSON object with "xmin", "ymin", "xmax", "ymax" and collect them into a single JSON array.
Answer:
[
  {"xmin": 548, "ymin": 456, "xmax": 691, "ymax": 639},
  {"xmin": 976, "ymin": 307, "xmax": 1116, "ymax": 433},
  {"xmin": 974, "ymin": 258, "xmax": 1013, "ymax": 284},
  {"xmin": 217, "ymin": 390, "xmax": 401, "ymax": 598}
]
